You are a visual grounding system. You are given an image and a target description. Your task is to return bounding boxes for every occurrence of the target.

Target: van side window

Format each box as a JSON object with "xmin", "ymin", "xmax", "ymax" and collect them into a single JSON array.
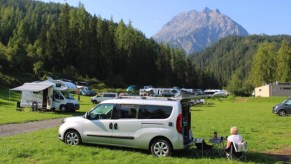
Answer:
[
  {"xmin": 286, "ymin": 99, "xmax": 291, "ymax": 105},
  {"xmin": 114, "ymin": 104, "xmax": 138, "ymax": 119},
  {"xmin": 139, "ymin": 105, "xmax": 172, "ymax": 119}
]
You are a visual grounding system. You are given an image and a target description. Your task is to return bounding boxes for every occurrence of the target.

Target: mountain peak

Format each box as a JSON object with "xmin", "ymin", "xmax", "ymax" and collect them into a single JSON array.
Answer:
[
  {"xmin": 153, "ymin": 8, "xmax": 249, "ymax": 54},
  {"xmin": 215, "ymin": 9, "xmax": 221, "ymax": 14},
  {"xmin": 203, "ymin": 7, "xmax": 221, "ymax": 15},
  {"xmin": 203, "ymin": 7, "xmax": 211, "ymax": 14}
]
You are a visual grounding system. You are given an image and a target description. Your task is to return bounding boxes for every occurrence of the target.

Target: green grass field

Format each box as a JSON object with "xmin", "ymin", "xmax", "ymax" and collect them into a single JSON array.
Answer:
[{"xmin": 0, "ymin": 85, "xmax": 290, "ymax": 163}]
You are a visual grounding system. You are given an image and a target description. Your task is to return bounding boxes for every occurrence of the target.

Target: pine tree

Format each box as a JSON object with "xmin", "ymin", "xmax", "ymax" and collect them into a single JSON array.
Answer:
[
  {"xmin": 250, "ymin": 42, "xmax": 277, "ymax": 86},
  {"xmin": 276, "ymin": 40, "xmax": 290, "ymax": 82}
]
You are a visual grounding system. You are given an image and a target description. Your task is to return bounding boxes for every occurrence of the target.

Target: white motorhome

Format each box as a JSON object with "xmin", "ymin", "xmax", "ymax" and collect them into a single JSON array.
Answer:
[{"xmin": 11, "ymin": 78, "xmax": 80, "ymax": 112}]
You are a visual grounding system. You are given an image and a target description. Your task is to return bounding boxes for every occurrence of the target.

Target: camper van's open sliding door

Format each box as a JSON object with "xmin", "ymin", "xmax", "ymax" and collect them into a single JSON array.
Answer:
[
  {"xmin": 46, "ymin": 87, "xmax": 53, "ymax": 110},
  {"xmin": 42, "ymin": 89, "xmax": 48, "ymax": 109},
  {"xmin": 181, "ymin": 99, "xmax": 192, "ymax": 145}
]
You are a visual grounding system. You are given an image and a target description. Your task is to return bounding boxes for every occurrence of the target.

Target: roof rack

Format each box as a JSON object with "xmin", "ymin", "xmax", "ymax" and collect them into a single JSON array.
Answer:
[{"xmin": 118, "ymin": 96, "xmax": 178, "ymax": 101}]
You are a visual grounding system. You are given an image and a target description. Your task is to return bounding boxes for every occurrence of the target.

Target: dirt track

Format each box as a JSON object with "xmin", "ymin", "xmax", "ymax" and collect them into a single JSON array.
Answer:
[{"xmin": 0, "ymin": 118, "xmax": 63, "ymax": 137}]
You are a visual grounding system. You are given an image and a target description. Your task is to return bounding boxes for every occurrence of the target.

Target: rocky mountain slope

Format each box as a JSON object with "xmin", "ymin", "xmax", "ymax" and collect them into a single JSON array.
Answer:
[{"xmin": 153, "ymin": 7, "xmax": 249, "ymax": 54}]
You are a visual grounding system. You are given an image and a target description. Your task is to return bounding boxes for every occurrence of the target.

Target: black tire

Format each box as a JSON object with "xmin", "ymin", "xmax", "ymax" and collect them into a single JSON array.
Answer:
[
  {"xmin": 278, "ymin": 110, "xmax": 287, "ymax": 116},
  {"xmin": 92, "ymin": 100, "xmax": 97, "ymax": 104},
  {"xmin": 31, "ymin": 102, "xmax": 38, "ymax": 111},
  {"xmin": 64, "ymin": 130, "xmax": 81, "ymax": 145},
  {"xmin": 150, "ymin": 139, "xmax": 172, "ymax": 157}
]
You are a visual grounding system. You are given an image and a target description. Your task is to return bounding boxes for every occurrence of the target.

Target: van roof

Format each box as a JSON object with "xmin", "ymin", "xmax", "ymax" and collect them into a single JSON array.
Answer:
[{"xmin": 101, "ymin": 97, "xmax": 180, "ymax": 106}]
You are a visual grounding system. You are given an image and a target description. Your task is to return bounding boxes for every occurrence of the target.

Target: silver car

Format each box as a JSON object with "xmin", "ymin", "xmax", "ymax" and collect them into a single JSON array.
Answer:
[{"xmin": 58, "ymin": 98, "xmax": 193, "ymax": 156}]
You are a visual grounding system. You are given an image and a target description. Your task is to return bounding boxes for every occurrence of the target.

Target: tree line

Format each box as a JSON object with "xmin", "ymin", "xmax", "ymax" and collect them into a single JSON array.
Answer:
[
  {"xmin": 191, "ymin": 35, "xmax": 291, "ymax": 95},
  {"xmin": 1, "ymin": 0, "xmax": 290, "ymax": 95},
  {"xmin": 0, "ymin": 0, "xmax": 219, "ymax": 88}
]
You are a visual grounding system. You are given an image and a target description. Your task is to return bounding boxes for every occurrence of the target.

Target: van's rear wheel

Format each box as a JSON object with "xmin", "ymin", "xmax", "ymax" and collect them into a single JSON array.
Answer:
[
  {"xmin": 150, "ymin": 139, "xmax": 172, "ymax": 157},
  {"xmin": 64, "ymin": 130, "xmax": 81, "ymax": 145}
]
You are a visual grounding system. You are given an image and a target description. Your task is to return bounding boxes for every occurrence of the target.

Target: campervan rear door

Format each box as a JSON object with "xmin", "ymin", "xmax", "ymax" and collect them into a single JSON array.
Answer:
[{"xmin": 181, "ymin": 99, "xmax": 192, "ymax": 145}]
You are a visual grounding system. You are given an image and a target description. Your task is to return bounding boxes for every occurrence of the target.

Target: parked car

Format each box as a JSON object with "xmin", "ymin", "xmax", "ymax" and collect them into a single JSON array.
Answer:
[
  {"xmin": 90, "ymin": 92, "xmax": 118, "ymax": 104},
  {"xmin": 58, "ymin": 97, "xmax": 193, "ymax": 156},
  {"xmin": 272, "ymin": 98, "xmax": 291, "ymax": 116},
  {"xmin": 76, "ymin": 81, "xmax": 91, "ymax": 87},
  {"xmin": 80, "ymin": 87, "xmax": 96, "ymax": 96},
  {"xmin": 161, "ymin": 90, "xmax": 176, "ymax": 97}
]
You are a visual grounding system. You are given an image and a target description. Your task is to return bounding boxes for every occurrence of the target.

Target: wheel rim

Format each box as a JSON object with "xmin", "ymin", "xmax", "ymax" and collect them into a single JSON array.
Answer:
[
  {"xmin": 153, "ymin": 141, "xmax": 169, "ymax": 156},
  {"xmin": 279, "ymin": 110, "xmax": 286, "ymax": 116},
  {"xmin": 61, "ymin": 106, "xmax": 66, "ymax": 112},
  {"xmin": 66, "ymin": 132, "xmax": 79, "ymax": 145}
]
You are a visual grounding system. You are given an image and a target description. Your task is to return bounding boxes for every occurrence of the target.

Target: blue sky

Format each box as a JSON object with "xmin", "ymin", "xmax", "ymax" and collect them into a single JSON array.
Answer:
[{"xmin": 41, "ymin": 0, "xmax": 291, "ymax": 38}]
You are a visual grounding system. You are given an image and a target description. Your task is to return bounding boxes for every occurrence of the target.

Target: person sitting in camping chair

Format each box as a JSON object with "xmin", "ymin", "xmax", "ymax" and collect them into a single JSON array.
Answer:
[
  {"xmin": 226, "ymin": 126, "xmax": 243, "ymax": 149},
  {"xmin": 225, "ymin": 126, "xmax": 247, "ymax": 161}
]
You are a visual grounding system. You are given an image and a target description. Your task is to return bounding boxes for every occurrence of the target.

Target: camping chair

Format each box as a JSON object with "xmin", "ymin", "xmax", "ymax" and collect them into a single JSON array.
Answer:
[
  {"xmin": 225, "ymin": 142, "xmax": 247, "ymax": 162},
  {"xmin": 193, "ymin": 138, "xmax": 213, "ymax": 157}
]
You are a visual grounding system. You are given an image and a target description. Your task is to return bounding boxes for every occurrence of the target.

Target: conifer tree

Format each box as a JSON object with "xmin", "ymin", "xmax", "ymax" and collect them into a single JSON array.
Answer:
[{"xmin": 276, "ymin": 40, "xmax": 291, "ymax": 82}]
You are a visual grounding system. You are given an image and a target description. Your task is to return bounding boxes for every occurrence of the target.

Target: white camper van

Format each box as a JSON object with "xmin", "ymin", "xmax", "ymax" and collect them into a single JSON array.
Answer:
[{"xmin": 11, "ymin": 78, "xmax": 80, "ymax": 112}]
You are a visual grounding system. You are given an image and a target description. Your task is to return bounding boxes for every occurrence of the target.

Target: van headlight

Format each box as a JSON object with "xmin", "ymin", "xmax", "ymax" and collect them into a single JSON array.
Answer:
[
  {"xmin": 274, "ymin": 106, "xmax": 278, "ymax": 110},
  {"xmin": 273, "ymin": 106, "xmax": 279, "ymax": 112}
]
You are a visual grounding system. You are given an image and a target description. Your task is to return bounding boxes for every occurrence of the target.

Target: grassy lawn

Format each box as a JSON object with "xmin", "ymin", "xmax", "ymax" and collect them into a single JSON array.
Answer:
[
  {"xmin": 0, "ymin": 127, "xmax": 231, "ymax": 164},
  {"xmin": 0, "ymin": 85, "xmax": 290, "ymax": 163},
  {"xmin": 192, "ymin": 97, "xmax": 291, "ymax": 152}
]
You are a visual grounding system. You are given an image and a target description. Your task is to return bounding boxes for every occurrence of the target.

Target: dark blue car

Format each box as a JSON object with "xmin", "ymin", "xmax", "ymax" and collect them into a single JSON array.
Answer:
[{"xmin": 272, "ymin": 98, "xmax": 291, "ymax": 116}]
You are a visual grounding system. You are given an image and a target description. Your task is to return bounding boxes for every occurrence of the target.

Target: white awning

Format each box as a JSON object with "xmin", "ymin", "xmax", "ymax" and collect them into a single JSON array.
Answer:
[{"xmin": 10, "ymin": 83, "xmax": 53, "ymax": 92}]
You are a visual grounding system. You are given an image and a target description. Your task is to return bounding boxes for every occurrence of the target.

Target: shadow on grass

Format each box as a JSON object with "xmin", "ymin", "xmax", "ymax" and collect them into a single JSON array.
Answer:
[
  {"xmin": 266, "ymin": 153, "xmax": 291, "ymax": 163},
  {"xmin": 81, "ymin": 143, "xmax": 150, "ymax": 155},
  {"xmin": 191, "ymin": 109, "xmax": 204, "ymax": 112},
  {"xmin": 0, "ymin": 101, "xmax": 12, "ymax": 106},
  {"xmin": 174, "ymin": 148, "xmax": 289, "ymax": 163},
  {"xmin": 13, "ymin": 109, "xmax": 86, "ymax": 117},
  {"xmin": 81, "ymin": 143, "xmax": 285, "ymax": 163},
  {"xmin": 50, "ymin": 111, "xmax": 86, "ymax": 117},
  {"xmin": 192, "ymin": 103, "xmax": 215, "ymax": 108}
]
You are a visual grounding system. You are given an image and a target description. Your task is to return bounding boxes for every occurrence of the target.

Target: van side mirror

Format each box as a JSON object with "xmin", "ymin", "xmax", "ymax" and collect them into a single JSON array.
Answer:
[{"xmin": 84, "ymin": 112, "xmax": 88, "ymax": 119}]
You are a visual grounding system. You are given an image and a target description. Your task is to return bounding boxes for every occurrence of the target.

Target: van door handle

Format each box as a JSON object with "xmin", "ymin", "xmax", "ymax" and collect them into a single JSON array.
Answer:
[
  {"xmin": 109, "ymin": 122, "xmax": 113, "ymax": 129},
  {"xmin": 114, "ymin": 123, "xmax": 118, "ymax": 130}
]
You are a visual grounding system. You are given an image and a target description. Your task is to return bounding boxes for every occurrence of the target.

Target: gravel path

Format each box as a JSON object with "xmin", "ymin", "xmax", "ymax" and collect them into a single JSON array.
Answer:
[{"xmin": 0, "ymin": 118, "xmax": 64, "ymax": 137}]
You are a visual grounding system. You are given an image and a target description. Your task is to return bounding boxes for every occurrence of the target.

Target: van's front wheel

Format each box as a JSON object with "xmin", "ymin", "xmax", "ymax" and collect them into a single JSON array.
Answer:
[
  {"xmin": 64, "ymin": 130, "xmax": 81, "ymax": 145},
  {"xmin": 150, "ymin": 139, "xmax": 172, "ymax": 157},
  {"xmin": 279, "ymin": 110, "xmax": 287, "ymax": 116},
  {"xmin": 60, "ymin": 105, "xmax": 66, "ymax": 112}
]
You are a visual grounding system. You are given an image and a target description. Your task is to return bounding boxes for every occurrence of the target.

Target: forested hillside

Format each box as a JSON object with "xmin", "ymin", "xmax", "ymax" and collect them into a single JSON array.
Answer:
[
  {"xmin": 1, "ymin": 0, "xmax": 290, "ymax": 95},
  {"xmin": 0, "ymin": 0, "xmax": 219, "ymax": 88},
  {"xmin": 191, "ymin": 35, "xmax": 291, "ymax": 95}
]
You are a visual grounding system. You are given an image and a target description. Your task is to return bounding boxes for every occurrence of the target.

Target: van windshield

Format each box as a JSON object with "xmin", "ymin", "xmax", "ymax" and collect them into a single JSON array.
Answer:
[
  {"xmin": 88, "ymin": 104, "xmax": 114, "ymax": 120},
  {"xmin": 61, "ymin": 91, "xmax": 75, "ymax": 100}
]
